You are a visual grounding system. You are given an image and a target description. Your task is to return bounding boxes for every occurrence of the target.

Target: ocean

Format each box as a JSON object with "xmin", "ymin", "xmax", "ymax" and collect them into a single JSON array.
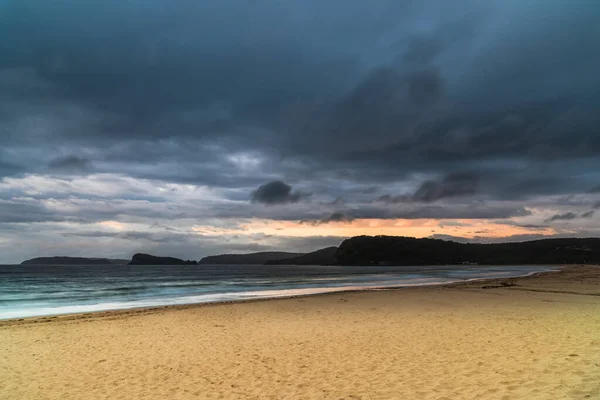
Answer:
[{"xmin": 0, "ymin": 264, "xmax": 556, "ymax": 320}]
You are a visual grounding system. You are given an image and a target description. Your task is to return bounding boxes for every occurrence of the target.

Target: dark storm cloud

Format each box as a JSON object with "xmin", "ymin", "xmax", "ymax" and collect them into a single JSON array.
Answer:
[
  {"xmin": 2, "ymin": 1, "xmax": 599, "ymax": 185},
  {"xmin": 383, "ymin": 205, "xmax": 531, "ymax": 220},
  {"xmin": 300, "ymin": 212, "xmax": 355, "ymax": 226},
  {"xmin": 0, "ymin": 194, "xmax": 217, "ymax": 225},
  {"xmin": 542, "ymin": 210, "xmax": 596, "ymax": 223},
  {"xmin": 376, "ymin": 194, "xmax": 405, "ymax": 204},
  {"xmin": 545, "ymin": 212, "xmax": 578, "ymax": 223},
  {"xmin": 321, "ymin": 212, "xmax": 354, "ymax": 224},
  {"xmin": 376, "ymin": 172, "xmax": 479, "ymax": 203},
  {"xmin": 0, "ymin": 1, "xmax": 356, "ymax": 141},
  {"xmin": 251, "ymin": 181, "xmax": 309, "ymax": 205},
  {"xmin": 412, "ymin": 172, "xmax": 479, "ymax": 202},
  {"xmin": 380, "ymin": 169, "xmax": 598, "ymax": 204},
  {"xmin": 498, "ymin": 222, "xmax": 549, "ymax": 231},
  {"xmin": 282, "ymin": 65, "xmax": 446, "ymax": 160},
  {"xmin": 62, "ymin": 230, "xmax": 218, "ymax": 244},
  {"xmin": 581, "ymin": 211, "xmax": 595, "ymax": 219},
  {"xmin": 309, "ymin": 203, "xmax": 531, "ymax": 222},
  {"xmin": 0, "ymin": 201, "xmax": 69, "ymax": 223},
  {"xmin": 48, "ymin": 156, "xmax": 91, "ymax": 172},
  {"xmin": 376, "ymin": 173, "xmax": 475, "ymax": 203},
  {"xmin": 402, "ymin": 35, "xmax": 443, "ymax": 65},
  {"xmin": 1, "ymin": 0, "xmax": 600, "ymax": 261},
  {"xmin": 0, "ymin": 161, "xmax": 23, "ymax": 179}
]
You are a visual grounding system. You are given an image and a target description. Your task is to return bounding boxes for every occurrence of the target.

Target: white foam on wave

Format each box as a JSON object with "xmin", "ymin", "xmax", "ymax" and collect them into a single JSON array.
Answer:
[
  {"xmin": 0, "ymin": 287, "xmax": 331, "ymax": 320},
  {"xmin": 0, "ymin": 280, "xmax": 450, "ymax": 320},
  {"xmin": 0, "ymin": 266, "xmax": 556, "ymax": 320}
]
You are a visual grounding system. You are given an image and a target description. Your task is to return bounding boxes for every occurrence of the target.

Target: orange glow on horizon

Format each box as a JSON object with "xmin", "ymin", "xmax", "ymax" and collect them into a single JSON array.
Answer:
[{"xmin": 193, "ymin": 218, "xmax": 556, "ymax": 241}]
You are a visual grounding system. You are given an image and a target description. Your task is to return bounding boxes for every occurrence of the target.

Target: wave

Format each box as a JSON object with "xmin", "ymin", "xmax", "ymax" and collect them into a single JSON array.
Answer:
[
  {"xmin": 2, "ymin": 279, "xmax": 466, "ymax": 320},
  {"xmin": 0, "ymin": 265, "xmax": 555, "ymax": 320}
]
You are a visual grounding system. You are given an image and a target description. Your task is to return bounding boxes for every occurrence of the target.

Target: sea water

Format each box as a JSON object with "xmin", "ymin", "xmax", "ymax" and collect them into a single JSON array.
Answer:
[{"xmin": 0, "ymin": 264, "xmax": 555, "ymax": 320}]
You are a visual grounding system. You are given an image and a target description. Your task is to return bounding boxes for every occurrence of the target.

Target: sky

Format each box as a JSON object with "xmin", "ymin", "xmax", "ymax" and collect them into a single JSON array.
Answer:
[{"xmin": 1, "ymin": 0, "xmax": 600, "ymax": 263}]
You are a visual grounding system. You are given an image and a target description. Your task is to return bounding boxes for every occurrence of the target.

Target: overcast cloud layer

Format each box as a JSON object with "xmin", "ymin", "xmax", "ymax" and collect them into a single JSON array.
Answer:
[{"xmin": 1, "ymin": 0, "xmax": 600, "ymax": 262}]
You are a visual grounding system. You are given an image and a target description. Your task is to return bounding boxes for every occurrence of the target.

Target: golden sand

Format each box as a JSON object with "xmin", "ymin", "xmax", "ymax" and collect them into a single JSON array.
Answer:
[{"xmin": 1, "ymin": 266, "xmax": 599, "ymax": 399}]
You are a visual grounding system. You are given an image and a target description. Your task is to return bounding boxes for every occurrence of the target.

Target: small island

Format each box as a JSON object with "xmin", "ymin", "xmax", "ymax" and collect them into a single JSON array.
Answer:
[
  {"xmin": 20, "ymin": 257, "xmax": 127, "ymax": 265},
  {"xmin": 128, "ymin": 253, "xmax": 197, "ymax": 265}
]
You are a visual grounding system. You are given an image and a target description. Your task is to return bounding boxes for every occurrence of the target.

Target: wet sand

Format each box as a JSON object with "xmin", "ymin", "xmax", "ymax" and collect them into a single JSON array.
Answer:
[{"xmin": 1, "ymin": 265, "xmax": 599, "ymax": 399}]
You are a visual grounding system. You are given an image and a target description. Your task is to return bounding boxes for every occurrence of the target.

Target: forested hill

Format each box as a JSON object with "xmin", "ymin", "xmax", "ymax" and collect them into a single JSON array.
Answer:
[
  {"xmin": 265, "ymin": 247, "xmax": 338, "ymax": 265},
  {"xmin": 199, "ymin": 252, "xmax": 302, "ymax": 265},
  {"xmin": 335, "ymin": 236, "xmax": 600, "ymax": 266}
]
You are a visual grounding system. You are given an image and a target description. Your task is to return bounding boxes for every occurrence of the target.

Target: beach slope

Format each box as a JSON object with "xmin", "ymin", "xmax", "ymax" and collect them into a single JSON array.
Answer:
[{"xmin": 1, "ymin": 266, "xmax": 599, "ymax": 399}]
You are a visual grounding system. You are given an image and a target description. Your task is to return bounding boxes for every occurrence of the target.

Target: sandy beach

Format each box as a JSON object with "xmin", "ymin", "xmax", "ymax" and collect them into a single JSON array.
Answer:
[{"xmin": 1, "ymin": 265, "xmax": 599, "ymax": 399}]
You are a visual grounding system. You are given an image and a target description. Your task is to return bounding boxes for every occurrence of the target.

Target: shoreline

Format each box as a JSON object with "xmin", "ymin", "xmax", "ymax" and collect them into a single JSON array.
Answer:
[
  {"xmin": 2, "ymin": 264, "xmax": 598, "ymax": 399},
  {"xmin": 0, "ymin": 264, "xmax": 575, "ymax": 326}
]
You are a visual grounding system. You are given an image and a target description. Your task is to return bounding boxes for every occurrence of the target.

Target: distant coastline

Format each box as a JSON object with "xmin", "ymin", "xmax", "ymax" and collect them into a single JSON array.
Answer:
[
  {"xmin": 21, "ymin": 257, "xmax": 129, "ymax": 265},
  {"xmin": 18, "ymin": 235, "xmax": 600, "ymax": 266}
]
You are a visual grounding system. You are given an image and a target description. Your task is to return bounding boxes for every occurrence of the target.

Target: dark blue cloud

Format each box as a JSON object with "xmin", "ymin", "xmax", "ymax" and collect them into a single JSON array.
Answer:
[{"xmin": 0, "ymin": 0, "xmax": 600, "ymax": 261}]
